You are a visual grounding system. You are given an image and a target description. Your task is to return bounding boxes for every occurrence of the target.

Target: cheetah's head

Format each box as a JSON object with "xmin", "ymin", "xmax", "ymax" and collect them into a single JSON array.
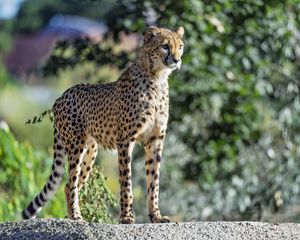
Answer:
[{"xmin": 143, "ymin": 26, "xmax": 184, "ymax": 72}]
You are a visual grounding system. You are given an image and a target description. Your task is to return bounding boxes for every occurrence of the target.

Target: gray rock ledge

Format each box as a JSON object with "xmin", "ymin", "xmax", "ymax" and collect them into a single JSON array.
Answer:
[{"xmin": 0, "ymin": 218, "xmax": 300, "ymax": 240}]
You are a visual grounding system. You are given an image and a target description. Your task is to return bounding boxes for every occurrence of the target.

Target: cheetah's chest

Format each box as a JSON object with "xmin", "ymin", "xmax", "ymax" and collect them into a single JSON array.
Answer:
[
  {"xmin": 153, "ymin": 78, "xmax": 169, "ymax": 128},
  {"xmin": 137, "ymin": 76, "xmax": 169, "ymax": 141}
]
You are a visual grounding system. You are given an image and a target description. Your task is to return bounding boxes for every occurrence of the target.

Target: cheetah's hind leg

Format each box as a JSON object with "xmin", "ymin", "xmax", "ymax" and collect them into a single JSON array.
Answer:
[
  {"xmin": 78, "ymin": 137, "xmax": 98, "ymax": 191},
  {"xmin": 64, "ymin": 134, "xmax": 88, "ymax": 220}
]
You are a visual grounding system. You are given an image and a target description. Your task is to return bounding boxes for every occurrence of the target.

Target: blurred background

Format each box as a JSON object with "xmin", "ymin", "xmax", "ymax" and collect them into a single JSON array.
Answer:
[{"xmin": 1, "ymin": 0, "xmax": 300, "ymax": 223}]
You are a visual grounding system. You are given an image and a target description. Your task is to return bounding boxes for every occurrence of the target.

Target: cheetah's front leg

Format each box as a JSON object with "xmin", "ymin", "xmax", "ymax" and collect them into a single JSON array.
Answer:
[
  {"xmin": 144, "ymin": 135, "xmax": 171, "ymax": 223},
  {"xmin": 118, "ymin": 141, "xmax": 135, "ymax": 224}
]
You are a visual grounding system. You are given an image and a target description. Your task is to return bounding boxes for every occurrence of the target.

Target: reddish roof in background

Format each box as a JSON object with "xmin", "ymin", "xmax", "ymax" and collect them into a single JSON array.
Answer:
[
  {"xmin": 5, "ymin": 15, "xmax": 139, "ymax": 78},
  {"xmin": 5, "ymin": 33, "xmax": 57, "ymax": 76},
  {"xmin": 4, "ymin": 15, "xmax": 108, "ymax": 77}
]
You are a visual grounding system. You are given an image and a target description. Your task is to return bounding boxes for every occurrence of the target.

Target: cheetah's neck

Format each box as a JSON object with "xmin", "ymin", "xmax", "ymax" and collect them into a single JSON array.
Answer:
[{"xmin": 135, "ymin": 50, "xmax": 173, "ymax": 80}]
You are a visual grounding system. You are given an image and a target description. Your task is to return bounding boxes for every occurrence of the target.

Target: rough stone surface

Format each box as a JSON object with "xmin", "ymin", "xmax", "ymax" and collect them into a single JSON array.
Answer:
[{"xmin": 0, "ymin": 219, "xmax": 300, "ymax": 240}]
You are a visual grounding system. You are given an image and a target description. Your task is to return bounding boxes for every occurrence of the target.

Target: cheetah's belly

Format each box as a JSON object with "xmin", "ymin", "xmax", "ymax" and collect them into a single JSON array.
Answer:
[{"xmin": 86, "ymin": 108, "xmax": 118, "ymax": 150}]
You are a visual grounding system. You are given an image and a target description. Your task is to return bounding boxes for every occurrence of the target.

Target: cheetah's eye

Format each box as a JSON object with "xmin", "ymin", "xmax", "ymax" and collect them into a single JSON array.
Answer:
[
  {"xmin": 162, "ymin": 44, "xmax": 169, "ymax": 50},
  {"xmin": 179, "ymin": 45, "xmax": 183, "ymax": 50}
]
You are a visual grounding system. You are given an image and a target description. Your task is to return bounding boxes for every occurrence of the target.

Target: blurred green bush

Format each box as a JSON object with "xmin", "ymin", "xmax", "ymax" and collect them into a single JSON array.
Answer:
[
  {"xmin": 0, "ymin": 122, "xmax": 65, "ymax": 221},
  {"xmin": 80, "ymin": 165, "xmax": 117, "ymax": 223}
]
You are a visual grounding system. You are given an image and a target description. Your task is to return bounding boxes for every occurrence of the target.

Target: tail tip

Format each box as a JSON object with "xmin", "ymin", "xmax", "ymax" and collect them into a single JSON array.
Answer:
[
  {"xmin": 22, "ymin": 208, "xmax": 36, "ymax": 220},
  {"xmin": 21, "ymin": 209, "xmax": 29, "ymax": 219}
]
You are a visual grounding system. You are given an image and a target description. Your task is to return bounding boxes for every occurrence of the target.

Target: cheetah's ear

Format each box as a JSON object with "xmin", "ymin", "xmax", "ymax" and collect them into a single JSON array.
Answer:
[
  {"xmin": 144, "ymin": 26, "xmax": 160, "ymax": 44},
  {"xmin": 176, "ymin": 26, "xmax": 184, "ymax": 38}
]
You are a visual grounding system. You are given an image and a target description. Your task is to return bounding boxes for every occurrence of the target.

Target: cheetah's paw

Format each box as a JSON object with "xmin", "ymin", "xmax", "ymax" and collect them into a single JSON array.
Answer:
[
  {"xmin": 151, "ymin": 215, "xmax": 171, "ymax": 223},
  {"xmin": 120, "ymin": 216, "xmax": 135, "ymax": 224},
  {"xmin": 70, "ymin": 214, "xmax": 83, "ymax": 221}
]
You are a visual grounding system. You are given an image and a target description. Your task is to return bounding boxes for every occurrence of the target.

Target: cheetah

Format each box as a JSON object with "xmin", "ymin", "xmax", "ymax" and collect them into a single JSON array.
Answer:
[{"xmin": 22, "ymin": 26, "xmax": 184, "ymax": 224}]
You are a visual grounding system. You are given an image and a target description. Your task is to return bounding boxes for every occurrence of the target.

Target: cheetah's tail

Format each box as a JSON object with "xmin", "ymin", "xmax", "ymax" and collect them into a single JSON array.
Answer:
[
  {"xmin": 25, "ymin": 109, "xmax": 53, "ymax": 124},
  {"xmin": 22, "ymin": 129, "xmax": 66, "ymax": 219}
]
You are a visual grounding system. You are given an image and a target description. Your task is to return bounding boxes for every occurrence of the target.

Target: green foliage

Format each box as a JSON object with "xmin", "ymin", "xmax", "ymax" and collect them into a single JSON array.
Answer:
[
  {"xmin": 0, "ymin": 123, "xmax": 65, "ymax": 221},
  {"xmin": 79, "ymin": 165, "xmax": 118, "ymax": 223},
  {"xmin": 0, "ymin": 62, "xmax": 12, "ymax": 89},
  {"xmin": 159, "ymin": 136, "xmax": 300, "ymax": 221},
  {"xmin": 43, "ymin": 39, "xmax": 131, "ymax": 77},
  {"xmin": 0, "ymin": 19, "xmax": 14, "ymax": 52}
]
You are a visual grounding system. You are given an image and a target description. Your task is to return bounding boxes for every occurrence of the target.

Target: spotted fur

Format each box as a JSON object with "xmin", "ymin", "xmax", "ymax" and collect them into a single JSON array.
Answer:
[{"xmin": 22, "ymin": 26, "xmax": 184, "ymax": 223}]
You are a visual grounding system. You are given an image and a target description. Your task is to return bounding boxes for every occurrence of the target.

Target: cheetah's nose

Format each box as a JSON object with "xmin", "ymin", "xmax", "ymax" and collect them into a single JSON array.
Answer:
[{"xmin": 172, "ymin": 57, "xmax": 179, "ymax": 64}]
